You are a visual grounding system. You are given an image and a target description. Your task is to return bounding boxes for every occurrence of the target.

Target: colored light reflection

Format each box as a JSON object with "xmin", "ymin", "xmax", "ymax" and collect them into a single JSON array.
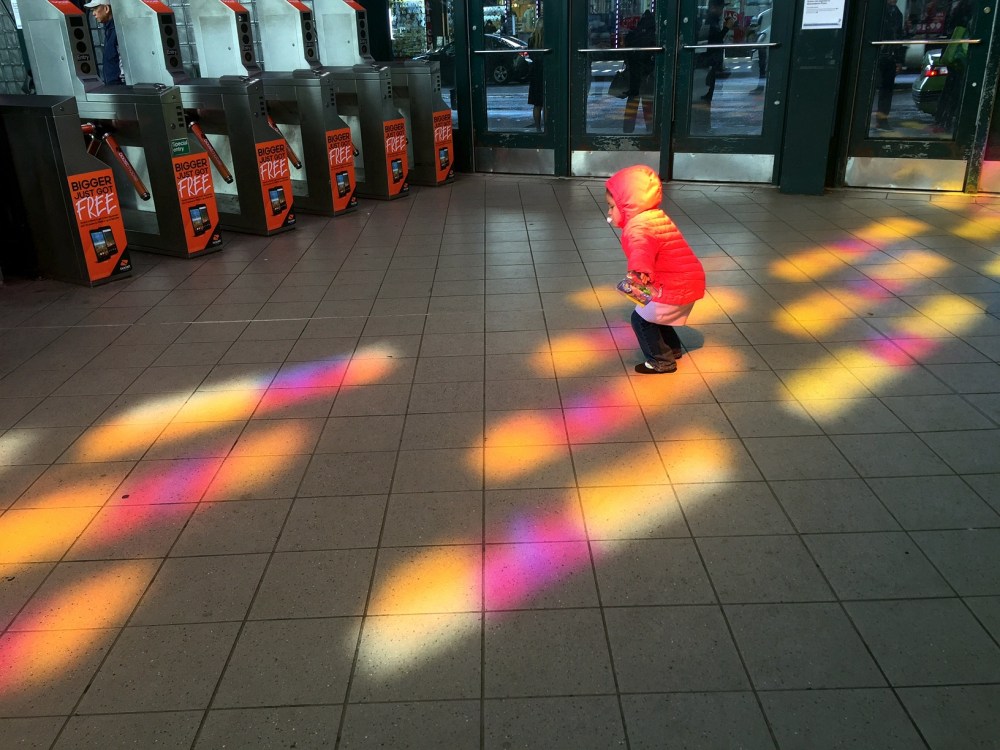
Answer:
[
  {"xmin": 363, "ymin": 328, "xmax": 726, "ymax": 668},
  {"xmin": 0, "ymin": 350, "xmax": 397, "ymax": 699}
]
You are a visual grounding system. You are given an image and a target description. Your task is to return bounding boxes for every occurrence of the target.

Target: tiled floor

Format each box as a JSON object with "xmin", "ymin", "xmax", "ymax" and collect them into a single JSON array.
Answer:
[{"xmin": 1, "ymin": 174, "xmax": 1000, "ymax": 749}]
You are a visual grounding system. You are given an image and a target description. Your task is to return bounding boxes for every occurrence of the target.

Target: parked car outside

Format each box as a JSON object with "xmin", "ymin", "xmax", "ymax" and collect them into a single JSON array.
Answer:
[
  {"xmin": 911, "ymin": 51, "xmax": 947, "ymax": 114},
  {"xmin": 412, "ymin": 33, "xmax": 532, "ymax": 88}
]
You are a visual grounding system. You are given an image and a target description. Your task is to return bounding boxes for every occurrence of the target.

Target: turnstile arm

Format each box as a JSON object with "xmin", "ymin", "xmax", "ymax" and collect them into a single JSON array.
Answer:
[
  {"xmin": 81, "ymin": 122, "xmax": 101, "ymax": 155},
  {"xmin": 187, "ymin": 119, "xmax": 234, "ymax": 184},
  {"xmin": 265, "ymin": 114, "xmax": 303, "ymax": 170},
  {"xmin": 80, "ymin": 123, "xmax": 151, "ymax": 201},
  {"xmin": 100, "ymin": 131, "xmax": 152, "ymax": 201}
]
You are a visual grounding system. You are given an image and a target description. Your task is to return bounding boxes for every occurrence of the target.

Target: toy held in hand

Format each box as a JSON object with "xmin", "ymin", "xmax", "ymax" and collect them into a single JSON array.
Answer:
[{"xmin": 616, "ymin": 271, "xmax": 659, "ymax": 306}]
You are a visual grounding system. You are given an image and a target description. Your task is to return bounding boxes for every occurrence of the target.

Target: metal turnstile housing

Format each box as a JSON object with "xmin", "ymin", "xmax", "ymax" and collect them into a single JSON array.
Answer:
[
  {"xmin": 19, "ymin": 0, "xmax": 226, "ymax": 257},
  {"xmin": 388, "ymin": 61, "xmax": 454, "ymax": 186},
  {"xmin": 0, "ymin": 95, "xmax": 132, "ymax": 285}
]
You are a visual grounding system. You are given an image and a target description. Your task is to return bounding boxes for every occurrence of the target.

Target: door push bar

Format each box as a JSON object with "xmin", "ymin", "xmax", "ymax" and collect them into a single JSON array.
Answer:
[
  {"xmin": 682, "ymin": 42, "xmax": 780, "ymax": 50},
  {"xmin": 870, "ymin": 38, "xmax": 981, "ymax": 45},
  {"xmin": 577, "ymin": 46, "xmax": 665, "ymax": 53},
  {"xmin": 472, "ymin": 48, "xmax": 553, "ymax": 54}
]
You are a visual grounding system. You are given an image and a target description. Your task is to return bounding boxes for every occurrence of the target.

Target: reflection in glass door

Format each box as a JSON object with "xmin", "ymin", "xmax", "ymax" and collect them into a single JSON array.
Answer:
[
  {"xmin": 569, "ymin": 0, "xmax": 667, "ymax": 176},
  {"xmin": 672, "ymin": 0, "xmax": 789, "ymax": 182},
  {"xmin": 843, "ymin": 0, "xmax": 992, "ymax": 190},
  {"xmin": 469, "ymin": 0, "xmax": 561, "ymax": 174},
  {"xmin": 392, "ymin": 0, "xmax": 458, "ymax": 128}
]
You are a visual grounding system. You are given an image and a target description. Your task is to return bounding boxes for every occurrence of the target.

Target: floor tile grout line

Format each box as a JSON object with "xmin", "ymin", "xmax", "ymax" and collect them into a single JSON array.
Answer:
[{"xmin": 328, "ymin": 185, "xmax": 438, "ymax": 750}]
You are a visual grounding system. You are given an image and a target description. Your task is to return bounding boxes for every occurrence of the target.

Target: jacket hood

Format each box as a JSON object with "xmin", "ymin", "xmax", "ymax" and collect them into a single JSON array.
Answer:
[{"xmin": 606, "ymin": 165, "xmax": 662, "ymax": 227}]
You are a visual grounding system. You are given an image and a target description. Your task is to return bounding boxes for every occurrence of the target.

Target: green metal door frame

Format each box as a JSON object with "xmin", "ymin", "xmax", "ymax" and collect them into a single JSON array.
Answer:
[
  {"xmin": 460, "ymin": 1, "xmax": 567, "ymax": 174},
  {"xmin": 835, "ymin": 0, "xmax": 1000, "ymax": 192},
  {"xmin": 567, "ymin": 1, "xmax": 674, "ymax": 178},
  {"xmin": 671, "ymin": 0, "xmax": 793, "ymax": 158}
]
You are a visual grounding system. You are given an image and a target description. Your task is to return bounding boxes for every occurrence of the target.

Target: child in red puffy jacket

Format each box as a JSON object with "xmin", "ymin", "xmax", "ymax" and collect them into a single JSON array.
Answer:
[{"xmin": 606, "ymin": 165, "xmax": 706, "ymax": 374}]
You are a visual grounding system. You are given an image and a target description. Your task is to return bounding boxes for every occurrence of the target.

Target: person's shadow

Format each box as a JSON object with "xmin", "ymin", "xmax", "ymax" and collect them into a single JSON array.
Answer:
[{"xmin": 677, "ymin": 326, "xmax": 705, "ymax": 354}]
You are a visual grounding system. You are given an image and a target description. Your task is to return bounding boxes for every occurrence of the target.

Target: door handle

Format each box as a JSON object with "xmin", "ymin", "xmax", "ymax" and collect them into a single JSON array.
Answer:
[
  {"xmin": 472, "ymin": 48, "xmax": 552, "ymax": 54},
  {"xmin": 870, "ymin": 38, "xmax": 981, "ymax": 45},
  {"xmin": 682, "ymin": 43, "xmax": 780, "ymax": 50},
  {"xmin": 577, "ymin": 47, "xmax": 665, "ymax": 53}
]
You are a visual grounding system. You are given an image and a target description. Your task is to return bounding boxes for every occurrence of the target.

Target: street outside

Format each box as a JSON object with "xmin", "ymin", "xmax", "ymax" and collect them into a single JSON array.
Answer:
[{"xmin": 467, "ymin": 60, "xmax": 955, "ymax": 143}]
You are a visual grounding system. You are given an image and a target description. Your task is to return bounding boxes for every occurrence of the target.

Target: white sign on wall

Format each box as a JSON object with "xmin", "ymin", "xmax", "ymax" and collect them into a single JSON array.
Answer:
[{"xmin": 802, "ymin": 0, "xmax": 847, "ymax": 30}]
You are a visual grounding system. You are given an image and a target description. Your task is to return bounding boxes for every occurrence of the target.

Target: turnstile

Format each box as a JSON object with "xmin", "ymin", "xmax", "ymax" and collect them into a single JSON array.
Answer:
[
  {"xmin": 388, "ymin": 62, "xmax": 455, "ymax": 186},
  {"xmin": 113, "ymin": 0, "xmax": 296, "ymax": 234},
  {"xmin": 313, "ymin": 0, "xmax": 453, "ymax": 188},
  {"xmin": 18, "ymin": 0, "xmax": 224, "ymax": 257},
  {"xmin": 177, "ymin": 0, "xmax": 359, "ymax": 213},
  {"xmin": 0, "ymin": 95, "xmax": 132, "ymax": 285},
  {"xmin": 254, "ymin": 0, "xmax": 412, "ymax": 199}
]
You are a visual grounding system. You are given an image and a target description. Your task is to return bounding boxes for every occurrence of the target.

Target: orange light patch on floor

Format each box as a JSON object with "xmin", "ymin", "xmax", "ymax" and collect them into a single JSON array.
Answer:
[
  {"xmin": 577, "ymin": 485, "xmax": 680, "ymax": 540},
  {"xmin": 780, "ymin": 292, "xmax": 856, "ymax": 323},
  {"xmin": 779, "ymin": 367, "xmax": 872, "ymax": 401},
  {"xmin": 100, "ymin": 393, "xmax": 190, "ymax": 425},
  {"xmin": 706, "ymin": 287, "xmax": 747, "ymax": 315},
  {"xmin": 953, "ymin": 215, "xmax": 1000, "ymax": 241},
  {"xmin": 481, "ymin": 444, "xmax": 565, "ymax": 481},
  {"xmin": 549, "ymin": 348, "xmax": 614, "ymax": 377},
  {"xmin": 341, "ymin": 357, "xmax": 401, "ymax": 385},
  {"xmin": 368, "ymin": 546, "xmax": 481, "ymax": 616},
  {"xmin": 0, "ymin": 507, "xmax": 99, "ymax": 564},
  {"xmin": 66, "ymin": 422, "xmax": 166, "ymax": 463},
  {"xmin": 869, "ymin": 217, "xmax": 930, "ymax": 239},
  {"xmin": 171, "ymin": 390, "xmax": 265, "ymax": 423},
  {"xmin": 908, "ymin": 294, "xmax": 987, "ymax": 318},
  {"xmin": 773, "ymin": 251, "xmax": 844, "ymax": 282},
  {"xmin": 9, "ymin": 560, "xmax": 158, "ymax": 631},
  {"xmin": 199, "ymin": 453, "xmax": 309, "ymax": 502},
  {"xmin": 546, "ymin": 330, "xmax": 619, "ymax": 353},
  {"xmin": 229, "ymin": 419, "xmax": 320, "ymax": 456},
  {"xmin": 893, "ymin": 250, "xmax": 953, "ymax": 277},
  {"xmin": 484, "ymin": 411, "xmax": 565, "ymax": 448},
  {"xmin": 657, "ymin": 437, "xmax": 756, "ymax": 484},
  {"xmin": 566, "ymin": 288, "xmax": 604, "ymax": 311}
]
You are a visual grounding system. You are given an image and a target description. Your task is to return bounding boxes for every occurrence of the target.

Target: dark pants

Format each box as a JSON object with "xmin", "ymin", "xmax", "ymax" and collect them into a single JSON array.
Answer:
[
  {"xmin": 631, "ymin": 310, "xmax": 681, "ymax": 370},
  {"xmin": 876, "ymin": 56, "xmax": 897, "ymax": 116}
]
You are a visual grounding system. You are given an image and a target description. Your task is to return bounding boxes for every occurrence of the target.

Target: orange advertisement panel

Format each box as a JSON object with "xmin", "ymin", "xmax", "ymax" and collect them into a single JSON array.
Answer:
[
  {"xmin": 432, "ymin": 110, "xmax": 455, "ymax": 185},
  {"xmin": 383, "ymin": 118, "xmax": 409, "ymax": 197},
  {"xmin": 67, "ymin": 169, "xmax": 132, "ymax": 283},
  {"xmin": 326, "ymin": 128, "xmax": 357, "ymax": 213},
  {"xmin": 172, "ymin": 153, "xmax": 222, "ymax": 254},
  {"xmin": 256, "ymin": 139, "xmax": 296, "ymax": 231}
]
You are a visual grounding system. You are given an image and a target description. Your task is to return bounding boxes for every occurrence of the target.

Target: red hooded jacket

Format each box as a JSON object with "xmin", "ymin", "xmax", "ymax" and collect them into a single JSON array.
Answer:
[{"xmin": 606, "ymin": 165, "xmax": 706, "ymax": 306}]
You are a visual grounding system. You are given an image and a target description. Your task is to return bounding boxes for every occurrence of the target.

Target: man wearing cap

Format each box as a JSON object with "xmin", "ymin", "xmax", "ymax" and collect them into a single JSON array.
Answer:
[{"xmin": 83, "ymin": 0, "xmax": 124, "ymax": 86}]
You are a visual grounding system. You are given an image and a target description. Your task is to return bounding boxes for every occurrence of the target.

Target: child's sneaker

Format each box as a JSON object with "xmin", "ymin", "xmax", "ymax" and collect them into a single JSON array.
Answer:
[{"xmin": 635, "ymin": 361, "xmax": 677, "ymax": 374}]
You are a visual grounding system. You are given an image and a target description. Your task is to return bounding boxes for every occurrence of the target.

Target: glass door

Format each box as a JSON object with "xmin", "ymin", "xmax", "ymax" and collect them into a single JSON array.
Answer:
[
  {"xmin": 671, "ymin": 0, "xmax": 791, "ymax": 182},
  {"xmin": 468, "ymin": 0, "xmax": 563, "ymax": 174},
  {"xmin": 568, "ymin": 0, "xmax": 669, "ymax": 177},
  {"xmin": 842, "ymin": 0, "xmax": 993, "ymax": 190}
]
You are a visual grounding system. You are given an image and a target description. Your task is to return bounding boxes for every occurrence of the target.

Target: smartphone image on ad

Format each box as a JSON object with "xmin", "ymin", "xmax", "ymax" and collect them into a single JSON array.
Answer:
[
  {"xmin": 438, "ymin": 147, "xmax": 450, "ymax": 170},
  {"xmin": 89, "ymin": 226, "xmax": 118, "ymax": 262},
  {"xmin": 390, "ymin": 158, "xmax": 403, "ymax": 183},
  {"xmin": 335, "ymin": 171, "xmax": 350, "ymax": 198},
  {"xmin": 268, "ymin": 186, "xmax": 287, "ymax": 215},
  {"xmin": 188, "ymin": 203, "xmax": 209, "ymax": 236}
]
